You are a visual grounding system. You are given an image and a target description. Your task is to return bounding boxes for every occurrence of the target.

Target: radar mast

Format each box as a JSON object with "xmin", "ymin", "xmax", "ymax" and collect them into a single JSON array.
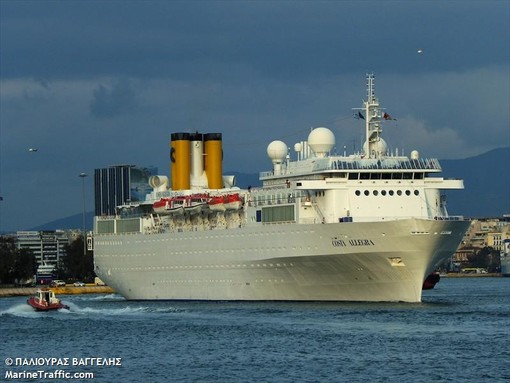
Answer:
[{"xmin": 363, "ymin": 74, "xmax": 385, "ymax": 159}]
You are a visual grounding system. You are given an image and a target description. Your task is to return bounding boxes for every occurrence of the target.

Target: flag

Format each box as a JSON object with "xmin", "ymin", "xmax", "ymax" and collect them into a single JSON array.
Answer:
[
  {"xmin": 355, "ymin": 111, "xmax": 365, "ymax": 120},
  {"xmin": 383, "ymin": 112, "xmax": 396, "ymax": 121}
]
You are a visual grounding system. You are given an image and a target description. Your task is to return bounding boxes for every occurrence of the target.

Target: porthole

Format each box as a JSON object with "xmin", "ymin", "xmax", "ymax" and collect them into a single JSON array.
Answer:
[
  {"xmin": 389, "ymin": 190, "xmax": 394, "ymax": 196},
  {"xmin": 355, "ymin": 190, "xmax": 361, "ymax": 196},
  {"xmin": 405, "ymin": 190, "xmax": 411, "ymax": 196},
  {"xmin": 381, "ymin": 190, "xmax": 387, "ymax": 196},
  {"xmin": 373, "ymin": 190, "xmax": 378, "ymax": 196},
  {"xmin": 397, "ymin": 190, "xmax": 402, "ymax": 196},
  {"xmin": 414, "ymin": 190, "xmax": 419, "ymax": 196},
  {"xmin": 364, "ymin": 190, "xmax": 369, "ymax": 196}
]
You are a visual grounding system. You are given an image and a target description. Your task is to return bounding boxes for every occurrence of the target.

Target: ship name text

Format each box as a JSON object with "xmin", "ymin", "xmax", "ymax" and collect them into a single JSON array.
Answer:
[{"xmin": 331, "ymin": 238, "xmax": 375, "ymax": 247}]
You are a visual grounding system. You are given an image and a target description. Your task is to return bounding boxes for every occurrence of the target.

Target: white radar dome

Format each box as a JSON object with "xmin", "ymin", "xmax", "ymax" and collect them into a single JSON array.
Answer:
[
  {"xmin": 294, "ymin": 142, "xmax": 303, "ymax": 152},
  {"xmin": 308, "ymin": 127, "xmax": 335, "ymax": 157},
  {"xmin": 363, "ymin": 138, "xmax": 388, "ymax": 157},
  {"xmin": 410, "ymin": 150, "xmax": 420, "ymax": 160},
  {"xmin": 267, "ymin": 140, "xmax": 288, "ymax": 162}
]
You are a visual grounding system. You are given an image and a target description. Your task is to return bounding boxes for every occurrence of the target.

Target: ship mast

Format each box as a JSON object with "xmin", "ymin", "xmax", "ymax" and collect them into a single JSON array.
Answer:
[{"xmin": 363, "ymin": 74, "xmax": 384, "ymax": 159}]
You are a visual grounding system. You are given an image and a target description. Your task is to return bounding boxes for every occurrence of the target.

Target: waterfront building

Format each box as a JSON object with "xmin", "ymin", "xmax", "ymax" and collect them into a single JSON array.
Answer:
[
  {"xmin": 453, "ymin": 217, "xmax": 510, "ymax": 270},
  {"xmin": 94, "ymin": 165, "xmax": 157, "ymax": 216},
  {"xmin": 16, "ymin": 230, "xmax": 69, "ymax": 276}
]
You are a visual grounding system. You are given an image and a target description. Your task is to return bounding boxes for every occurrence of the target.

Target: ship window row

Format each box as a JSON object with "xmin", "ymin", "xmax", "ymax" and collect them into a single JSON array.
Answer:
[
  {"xmin": 96, "ymin": 218, "xmax": 141, "ymax": 234},
  {"xmin": 348, "ymin": 172, "xmax": 425, "ymax": 180},
  {"xmin": 333, "ymin": 158, "xmax": 439, "ymax": 170},
  {"xmin": 355, "ymin": 189, "xmax": 420, "ymax": 196},
  {"xmin": 250, "ymin": 190, "xmax": 306, "ymax": 207}
]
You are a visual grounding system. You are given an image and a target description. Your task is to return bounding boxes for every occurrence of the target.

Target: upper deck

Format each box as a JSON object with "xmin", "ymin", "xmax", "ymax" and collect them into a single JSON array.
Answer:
[{"xmin": 260, "ymin": 155, "xmax": 442, "ymax": 180}]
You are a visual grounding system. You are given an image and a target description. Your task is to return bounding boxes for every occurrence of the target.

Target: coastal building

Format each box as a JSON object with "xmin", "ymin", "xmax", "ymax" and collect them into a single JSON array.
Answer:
[
  {"xmin": 94, "ymin": 165, "xmax": 157, "ymax": 216},
  {"xmin": 16, "ymin": 230, "xmax": 70, "ymax": 275},
  {"xmin": 453, "ymin": 217, "xmax": 510, "ymax": 270}
]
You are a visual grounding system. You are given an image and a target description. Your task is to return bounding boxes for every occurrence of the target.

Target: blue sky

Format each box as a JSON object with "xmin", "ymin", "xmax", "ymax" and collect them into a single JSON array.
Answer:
[{"xmin": 0, "ymin": 0, "xmax": 509, "ymax": 231}]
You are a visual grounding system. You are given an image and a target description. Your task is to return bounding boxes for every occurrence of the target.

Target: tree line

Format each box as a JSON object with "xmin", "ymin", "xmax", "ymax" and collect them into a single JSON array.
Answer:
[
  {"xmin": 0, "ymin": 236, "xmax": 36, "ymax": 285},
  {"xmin": 466, "ymin": 246, "xmax": 501, "ymax": 273},
  {"xmin": 0, "ymin": 235, "xmax": 95, "ymax": 285}
]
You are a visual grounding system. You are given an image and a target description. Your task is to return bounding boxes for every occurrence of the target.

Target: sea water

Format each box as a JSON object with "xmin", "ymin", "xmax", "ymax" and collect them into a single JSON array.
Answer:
[{"xmin": 1, "ymin": 277, "xmax": 508, "ymax": 383}]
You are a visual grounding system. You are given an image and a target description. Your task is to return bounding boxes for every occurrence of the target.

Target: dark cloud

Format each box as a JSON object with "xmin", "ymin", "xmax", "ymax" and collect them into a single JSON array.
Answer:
[
  {"xmin": 0, "ymin": 0, "xmax": 508, "ymax": 231},
  {"xmin": 89, "ymin": 79, "xmax": 138, "ymax": 118},
  {"xmin": 1, "ymin": 1, "xmax": 508, "ymax": 80}
]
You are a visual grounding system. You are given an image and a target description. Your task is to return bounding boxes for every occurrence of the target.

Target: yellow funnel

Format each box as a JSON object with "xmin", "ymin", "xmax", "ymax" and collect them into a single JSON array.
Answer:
[
  {"xmin": 204, "ymin": 133, "xmax": 223, "ymax": 189},
  {"xmin": 170, "ymin": 133, "xmax": 191, "ymax": 190}
]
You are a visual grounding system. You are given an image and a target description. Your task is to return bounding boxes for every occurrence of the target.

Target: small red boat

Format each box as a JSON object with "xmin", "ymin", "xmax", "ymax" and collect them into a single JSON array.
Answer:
[{"xmin": 27, "ymin": 289, "xmax": 69, "ymax": 311}]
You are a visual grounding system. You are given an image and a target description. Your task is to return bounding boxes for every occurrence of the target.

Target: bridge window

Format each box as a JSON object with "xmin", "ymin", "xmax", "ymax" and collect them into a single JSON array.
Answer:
[{"xmin": 262, "ymin": 205, "xmax": 295, "ymax": 223}]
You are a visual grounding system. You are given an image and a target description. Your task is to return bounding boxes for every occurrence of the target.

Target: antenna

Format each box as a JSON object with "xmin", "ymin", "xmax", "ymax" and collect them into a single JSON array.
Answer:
[{"xmin": 363, "ymin": 73, "xmax": 385, "ymax": 159}]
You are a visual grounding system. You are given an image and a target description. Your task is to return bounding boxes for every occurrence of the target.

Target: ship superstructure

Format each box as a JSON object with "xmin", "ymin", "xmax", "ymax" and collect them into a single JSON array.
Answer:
[{"xmin": 93, "ymin": 74, "xmax": 470, "ymax": 302}]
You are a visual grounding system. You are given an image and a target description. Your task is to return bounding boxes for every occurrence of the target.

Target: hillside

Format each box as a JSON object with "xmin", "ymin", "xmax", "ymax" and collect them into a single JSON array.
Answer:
[{"xmin": 440, "ymin": 147, "xmax": 510, "ymax": 218}]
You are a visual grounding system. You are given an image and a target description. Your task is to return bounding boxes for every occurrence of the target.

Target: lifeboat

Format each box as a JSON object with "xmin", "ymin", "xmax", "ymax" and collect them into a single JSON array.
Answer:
[
  {"xmin": 27, "ymin": 289, "xmax": 69, "ymax": 311},
  {"xmin": 153, "ymin": 198, "xmax": 172, "ymax": 214},
  {"xmin": 208, "ymin": 196, "xmax": 226, "ymax": 212},
  {"xmin": 185, "ymin": 194, "xmax": 209, "ymax": 214},
  {"xmin": 224, "ymin": 194, "xmax": 242, "ymax": 210},
  {"xmin": 153, "ymin": 197, "xmax": 185, "ymax": 215}
]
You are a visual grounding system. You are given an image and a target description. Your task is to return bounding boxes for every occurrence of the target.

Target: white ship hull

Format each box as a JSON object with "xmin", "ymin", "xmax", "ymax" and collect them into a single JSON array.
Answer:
[{"xmin": 94, "ymin": 218, "xmax": 469, "ymax": 302}]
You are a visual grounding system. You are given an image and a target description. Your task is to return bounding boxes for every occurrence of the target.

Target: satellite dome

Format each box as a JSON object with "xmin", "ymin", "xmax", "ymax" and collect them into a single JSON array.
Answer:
[
  {"xmin": 363, "ymin": 138, "xmax": 388, "ymax": 157},
  {"xmin": 267, "ymin": 140, "xmax": 288, "ymax": 161},
  {"xmin": 308, "ymin": 127, "xmax": 335, "ymax": 157},
  {"xmin": 410, "ymin": 150, "xmax": 419, "ymax": 160},
  {"xmin": 294, "ymin": 142, "xmax": 303, "ymax": 152}
]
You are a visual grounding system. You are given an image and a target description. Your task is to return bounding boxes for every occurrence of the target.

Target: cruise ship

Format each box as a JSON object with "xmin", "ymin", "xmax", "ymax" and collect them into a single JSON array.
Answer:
[{"xmin": 92, "ymin": 74, "xmax": 470, "ymax": 302}]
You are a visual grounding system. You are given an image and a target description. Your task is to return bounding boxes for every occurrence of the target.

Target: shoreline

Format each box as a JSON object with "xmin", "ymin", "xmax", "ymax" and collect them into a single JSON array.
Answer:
[
  {"xmin": 442, "ymin": 273, "xmax": 502, "ymax": 278},
  {"xmin": 0, "ymin": 285, "xmax": 115, "ymax": 297}
]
